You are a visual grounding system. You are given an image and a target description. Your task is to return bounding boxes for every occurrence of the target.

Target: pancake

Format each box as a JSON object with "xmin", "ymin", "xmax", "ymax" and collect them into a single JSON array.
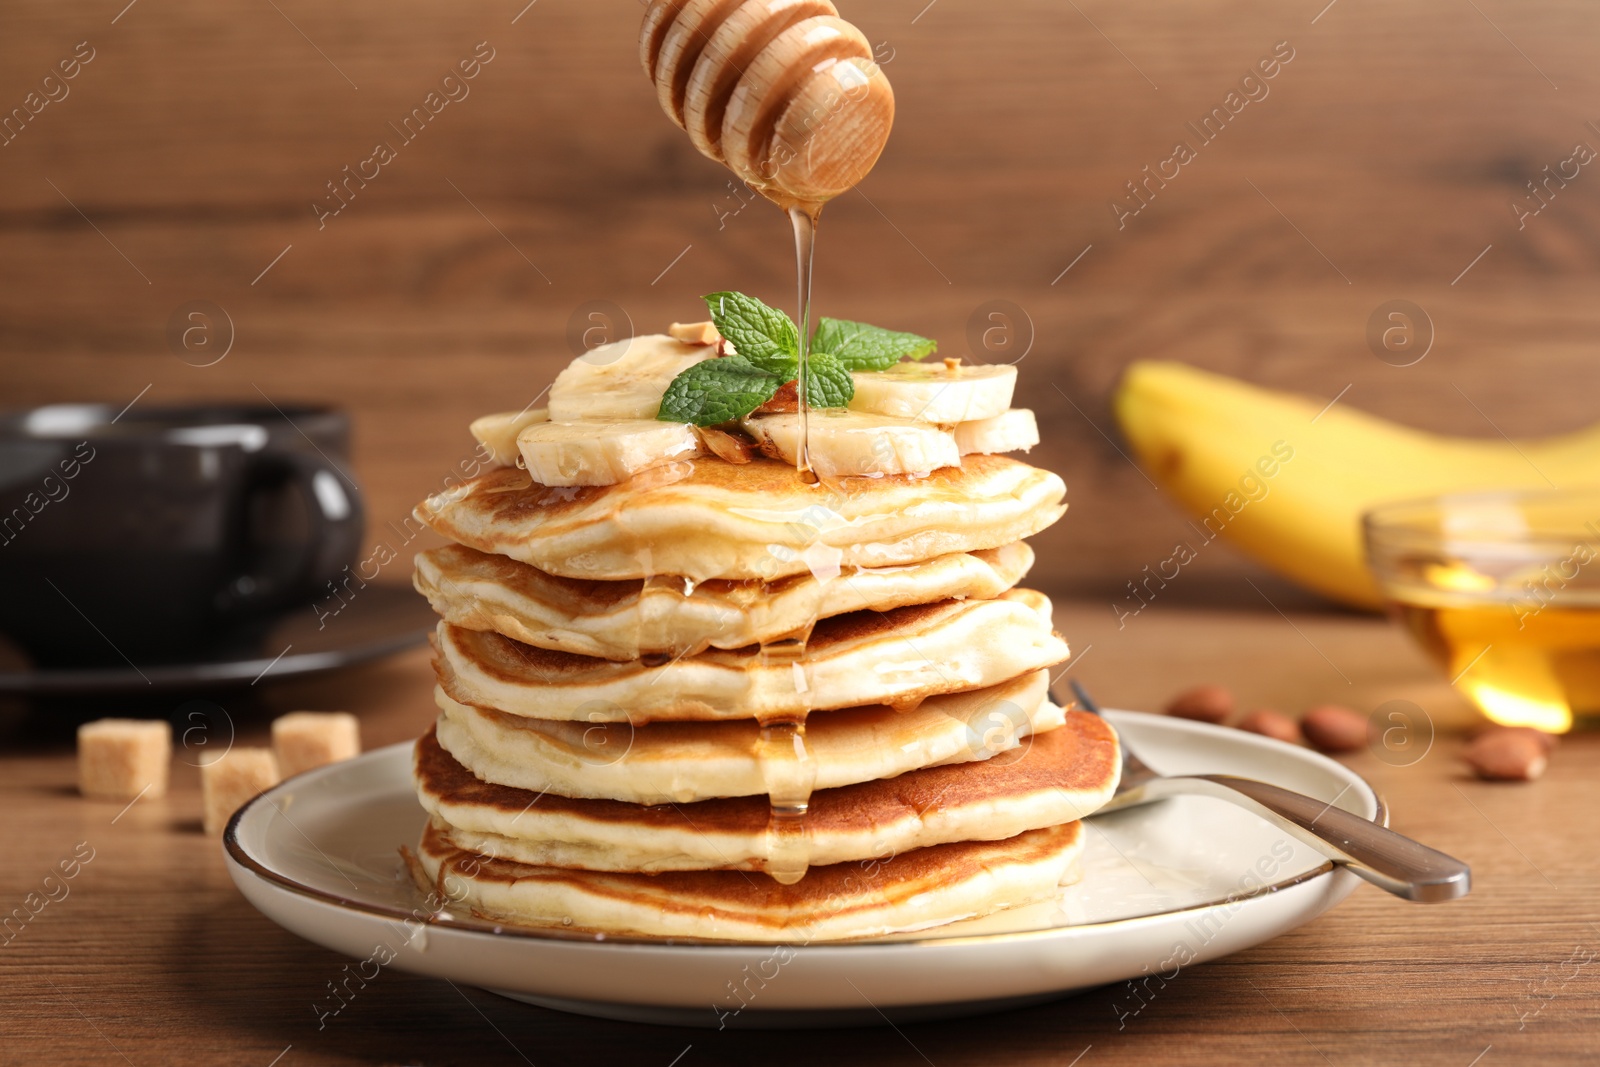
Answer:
[
  {"xmin": 413, "ymin": 817, "xmax": 1084, "ymax": 942},
  {"xmin": 434, "ymin": 589, "xmax": 1067, "ymax": 723},
  {"xmin": 415, "ymin": 711, "xmax": 1119, "ymax": 872},
  {"xmin": 413, "ymin": 541, "xmax": 1035, "ymax": 661},
  {"xmin": 433, "ymin": 668, "xmax": 1062, "ymax": 804},
  {"xmin": 413, "ymin": 453, "xmax": 1066, "ymax": 582}
]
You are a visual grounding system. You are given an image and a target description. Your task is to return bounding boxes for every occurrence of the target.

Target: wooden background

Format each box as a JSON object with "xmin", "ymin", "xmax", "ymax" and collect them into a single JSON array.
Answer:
[{"xmin": 4, "ymin": 0, "xmax": 1598, "ymax": 605}]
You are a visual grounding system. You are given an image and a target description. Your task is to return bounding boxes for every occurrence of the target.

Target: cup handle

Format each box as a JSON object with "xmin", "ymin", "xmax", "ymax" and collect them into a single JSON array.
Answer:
[{"xmin": 219, "ymin": 450, "xmax": 364, "ymax": 615}]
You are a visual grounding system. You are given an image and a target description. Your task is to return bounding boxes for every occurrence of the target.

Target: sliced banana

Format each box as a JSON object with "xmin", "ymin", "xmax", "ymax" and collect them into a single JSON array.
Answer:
[
  {"xmin": 954, "ymin": 408, "xmax": 1039, "ymax": 455},
  {"xmin": 517, "ymin": 418, "xmax": 701, "ymax": 487},
  {"xmin": 469, "ymin": 408, "xmax": 549, "ymax": 467},
  {"xmin": 547, "ymin": 334, "xmax": 713, "ymax": 421},
  {"xmin": 848, "ymin": 361, "xmax": 1016, "ymax": 424},
  {"xmin": 742, "ymin": 410, "xmax": 960, "ymax": 478}
]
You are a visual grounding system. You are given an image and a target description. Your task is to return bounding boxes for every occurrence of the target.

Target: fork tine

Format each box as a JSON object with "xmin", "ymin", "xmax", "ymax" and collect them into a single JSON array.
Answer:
[
  {"xmin": 1064, "ymin": 677, "xmax": 1159, "ymax": 790},
  {"xmin": 1060, "ymin": 678, "xmax": 1470, "ymax": 900},
  {"xmin": 1068, "ymin": 678, "xmax": 1101, "ymax": 715}
]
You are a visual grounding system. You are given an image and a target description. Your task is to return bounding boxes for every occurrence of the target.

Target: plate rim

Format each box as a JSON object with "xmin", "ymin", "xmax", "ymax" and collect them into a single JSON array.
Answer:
[{"xmin": 224, "ymin": 708, "xmax": 1383, "ymax": 952}]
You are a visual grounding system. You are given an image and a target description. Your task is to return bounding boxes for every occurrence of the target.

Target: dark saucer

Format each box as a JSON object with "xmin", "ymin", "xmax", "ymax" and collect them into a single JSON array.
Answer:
[{"xmin": 0, "ymin": 583, "xmax": 434, "ymax": 696}]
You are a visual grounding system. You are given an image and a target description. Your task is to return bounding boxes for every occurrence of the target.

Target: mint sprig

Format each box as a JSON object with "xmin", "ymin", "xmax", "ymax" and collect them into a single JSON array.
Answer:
[
  {"xmin": 801, "ymin": 350, "xmax": 854, "ymax": 408},
  {"xmin": 657, "ymin": 355, "xmax": 783, "ymax": 426},
  {"xmin": 657, "ymin": 292, "xmax": 937, "ymax": 427},
  {"xmin": 703, "ymin": 291, "xmax": 798, "ymax": 377},
  {"xmin": 813, "ymin": 318, "xmax": 937, "ymax": 372}
]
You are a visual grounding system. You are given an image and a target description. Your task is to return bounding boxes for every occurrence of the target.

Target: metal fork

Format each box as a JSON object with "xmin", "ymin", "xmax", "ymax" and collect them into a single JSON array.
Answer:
[{"xmin": 1066, "ymin": 680, "xmax": 1470, "ymax": 903}]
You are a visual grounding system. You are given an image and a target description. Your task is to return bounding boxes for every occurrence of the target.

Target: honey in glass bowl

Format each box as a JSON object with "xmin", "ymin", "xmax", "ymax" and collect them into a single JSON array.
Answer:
[{"xmin": 1364, "ymin": 490, "xmax": 1600, "ymax": 733}]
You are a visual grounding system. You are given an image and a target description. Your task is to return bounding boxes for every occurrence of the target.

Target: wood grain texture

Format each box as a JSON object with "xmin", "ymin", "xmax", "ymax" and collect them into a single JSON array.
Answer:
[
  {"xmin": 3, "ymin": 0, "xmax": 1599, "ymax": 598},
  {"xmin": 3, "ymin": 598, "xmax": 1598, "ymax": 1065}
]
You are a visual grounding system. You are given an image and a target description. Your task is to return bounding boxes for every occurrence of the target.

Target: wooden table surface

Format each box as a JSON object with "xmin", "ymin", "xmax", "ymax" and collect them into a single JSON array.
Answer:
[{"xmin": 4, "ymin": 590, "xmax": 1596, "ymax": 1066}]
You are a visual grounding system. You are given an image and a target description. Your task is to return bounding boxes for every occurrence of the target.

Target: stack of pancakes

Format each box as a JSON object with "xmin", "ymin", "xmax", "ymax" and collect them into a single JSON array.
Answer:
[{"xmin": 408, "ymin": 447, "xmax": 1120, "ymax": 941}]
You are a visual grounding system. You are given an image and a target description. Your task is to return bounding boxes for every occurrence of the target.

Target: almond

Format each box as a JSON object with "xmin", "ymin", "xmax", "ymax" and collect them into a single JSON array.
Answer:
[
  {"xmin": 1164, "ymin": 684, "xmax": 1234, "ymax": 724},
  {"xmin": 668, "ymin": 320, "xmax": 720, "ymax": 346},
  {"xmin": 694, "ymin": 426, "xmax": 757, "ymax": 464},
  {"xmin": 1471, "ymin": 724, "xmax": 1557, "ymax": 754},
  {"xmin": 1237, "ymin": 708, "xmax": 1302, "ymax": 745},
  {"xmin": 1301, "ymin": 704, "xmax": 1367, "ymax": 753},
  {"xmin": 1463, "ymin": 728, "xmax": 1548, "ymax": 781}
]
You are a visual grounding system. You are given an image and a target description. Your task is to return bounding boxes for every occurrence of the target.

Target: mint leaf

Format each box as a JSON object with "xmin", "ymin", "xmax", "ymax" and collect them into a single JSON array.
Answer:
[
  {"xmin": 657, "ymin": 354, "xmax": 783, "ymax": 426},
  {"xmin": 800, "ymin": 350, "xmax": 854, "ymax": 408},
  {"xmin": 812, "ymin": 318, "xmax": 937, "ymax": 372},
  {"xmin": 703, "ymin": 291, "xmax": 798, "ymax": 377},
  {"xmin": 660, "ymin": 293, "xmax": 926, "ymax": 428}
]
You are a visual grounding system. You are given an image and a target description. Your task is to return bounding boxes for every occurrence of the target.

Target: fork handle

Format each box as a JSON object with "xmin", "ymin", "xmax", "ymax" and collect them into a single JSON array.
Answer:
[{"xmin": 1154, "ymin": 774, "xmax": 1471, "ymax": 902}]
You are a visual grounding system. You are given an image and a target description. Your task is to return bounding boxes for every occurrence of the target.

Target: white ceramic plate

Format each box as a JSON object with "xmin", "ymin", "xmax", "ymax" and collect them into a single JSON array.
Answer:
[{"xmin": 225, "ymin": 711, "xmax": 1381, "ymax": 1028}]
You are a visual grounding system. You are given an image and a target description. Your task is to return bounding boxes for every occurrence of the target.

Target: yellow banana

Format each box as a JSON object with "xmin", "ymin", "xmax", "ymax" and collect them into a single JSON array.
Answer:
[{"xmin": 1112, "ymin": 362, "xmax": 1600, "ymax": 610}]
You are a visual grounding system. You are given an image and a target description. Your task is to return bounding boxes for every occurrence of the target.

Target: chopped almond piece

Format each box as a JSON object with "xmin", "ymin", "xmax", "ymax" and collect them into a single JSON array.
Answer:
[
  {"xmin": 695, "ymin": 426, "xmax": 758, "ymax": 464},
  {"xmin": 668, "ymin": 321, "xmax": 721, "ymax": 346}
]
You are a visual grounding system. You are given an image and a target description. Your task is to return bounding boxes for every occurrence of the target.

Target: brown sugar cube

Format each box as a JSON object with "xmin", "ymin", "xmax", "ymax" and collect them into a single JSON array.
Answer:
[
  {"xmin": 1164, "ymin": 684, "xmax": 1234, "ymax": 724},
  {"xmin": 1301, "ymin": 704, "xmax": 1368, "ymax": 753},
  {"xmin": 77, "ymin": 719, "xmax": 172, "ymax": 800},
  {"xmin": 1237, "ymin": 708, "xmax": 1303, "ymax": 745},
  {"xmin": 200, "ymin": 748, "xmax": 280, "ymax": 835},
  {"xmin": 272, "ymin": 711, "xmax": 361, "ymax": 778}
]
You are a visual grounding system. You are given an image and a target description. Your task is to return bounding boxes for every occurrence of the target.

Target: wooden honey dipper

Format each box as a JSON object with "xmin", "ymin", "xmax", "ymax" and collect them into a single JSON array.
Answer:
[{"xmin": 640, "ymin": 0, "xmax": 894, "ymax": 207}]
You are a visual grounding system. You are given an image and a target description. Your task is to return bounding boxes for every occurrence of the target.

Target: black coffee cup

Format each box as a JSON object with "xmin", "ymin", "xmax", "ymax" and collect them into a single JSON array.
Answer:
[{"xmin": 0, "ymin": 403, "xmax": 364, "ymax": 668}]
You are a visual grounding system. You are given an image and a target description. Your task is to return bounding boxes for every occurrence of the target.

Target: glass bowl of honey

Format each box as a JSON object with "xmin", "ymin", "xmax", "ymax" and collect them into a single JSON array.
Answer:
[{"xmin": 1364, "ymin": 490, "xmax": 1600, "ymax": 733}]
